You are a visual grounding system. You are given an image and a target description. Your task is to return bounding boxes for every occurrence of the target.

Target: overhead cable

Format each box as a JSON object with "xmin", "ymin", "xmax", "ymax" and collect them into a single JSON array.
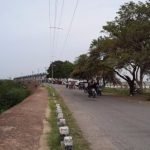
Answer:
[
  {"xmin": 62, "ymin": 0, "xmax": 79, "ymax": 51},
  {"xmin": 58, "ymin": 0, "xmax": 65, "ymax": 27},
  {"xmin": 55, "ymin": 0, "xmax": 65, "ymax": 52},
  {"xmin": 52, "ymin": 0, "xmax": 58, "ymax": 50}
]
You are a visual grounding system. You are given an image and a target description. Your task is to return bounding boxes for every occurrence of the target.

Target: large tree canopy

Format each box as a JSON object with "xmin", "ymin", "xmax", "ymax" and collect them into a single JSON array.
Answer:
[
  {"xmin": 72, "ymin": 1, "xmax": 150, "ymax": 95},
  {"xmin": 71, "ymin": 54, "xmax": 92, "ymax": 80},
  {"xmin": 89, "ymin": 37, "xmax": 121, "ymax": 86},
  {"xmin": 101, "ymin": 1, "xmax": 150, "ymax": 95}
]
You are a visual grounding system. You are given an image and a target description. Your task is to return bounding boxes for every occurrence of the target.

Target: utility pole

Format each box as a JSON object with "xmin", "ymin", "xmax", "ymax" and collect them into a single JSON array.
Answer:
[
  {"xmin": 51, "ymin": 62, "xmax": 54, "ymax": 83},
  {"xmin": 52, "ymin": 63, "xmax": 53, "ymax": 79}
]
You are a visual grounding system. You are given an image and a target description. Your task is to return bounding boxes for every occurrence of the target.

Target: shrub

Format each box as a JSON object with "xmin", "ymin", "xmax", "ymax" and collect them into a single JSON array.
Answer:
[{"xmin": 0, "ymin": 80, "xmax": 30, "ymax": 113}]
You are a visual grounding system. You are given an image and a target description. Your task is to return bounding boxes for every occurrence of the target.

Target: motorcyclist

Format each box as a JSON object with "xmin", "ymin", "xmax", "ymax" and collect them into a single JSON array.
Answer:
[
  {"xmin": 87, "ymin": 81, "xmax": 96, "ymax": 97},
  {"xmin": 87, "ymin": 81, "xmax": 92, "ymax": 96},
  {"xmin": 96, "ymin": 83, "xmax": 102, "ymax": 96}
]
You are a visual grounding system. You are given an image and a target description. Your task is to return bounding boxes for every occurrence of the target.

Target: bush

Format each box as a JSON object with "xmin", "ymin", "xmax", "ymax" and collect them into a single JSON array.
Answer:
[
  {"xmin": 0, "ymin": 80, "xmax": 30, "ymax": 113},
  {"xmin": 5, "ymin": 88, "xmax": 29, "ymax": 103}
]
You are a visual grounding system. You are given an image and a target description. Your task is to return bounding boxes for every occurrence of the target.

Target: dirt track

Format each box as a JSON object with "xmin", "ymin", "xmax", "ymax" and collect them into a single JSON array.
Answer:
[{"xmin": 0, "ymin": 87, "xmax": 48, "ymax": 150}]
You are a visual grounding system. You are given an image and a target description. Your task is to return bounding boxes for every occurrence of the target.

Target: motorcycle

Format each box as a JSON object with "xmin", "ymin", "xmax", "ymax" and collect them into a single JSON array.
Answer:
[{"xmin": 88, "ymin": 88, "xmax": 97, "ymax": 98}]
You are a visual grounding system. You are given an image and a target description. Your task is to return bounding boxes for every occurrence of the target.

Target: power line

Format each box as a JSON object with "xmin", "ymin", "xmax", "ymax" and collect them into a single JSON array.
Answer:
[
  {"xmin": 49, "ymin": 0, "xmax": 51, "ymax": 27},
  {"xmin": 55, "ymin": 0, "xmax": 65, "ymax": 53},
  {"xmin": 52, "ymin": 0, "xmax": 58, "ymax": 51},
  {"xmin": 48, "ymin": 0, "xmax": 53, "ymax": 61},
  {"xmin": 58, "ymin": 0, "xmax": 65, "ymax": 28},
  {"xmin": 62, "ymin": 0, "xmax": 79, "ymax": 52},
  {"xmin": 49, "ymin": 0, "xmax": 64, "ymax": 62}
]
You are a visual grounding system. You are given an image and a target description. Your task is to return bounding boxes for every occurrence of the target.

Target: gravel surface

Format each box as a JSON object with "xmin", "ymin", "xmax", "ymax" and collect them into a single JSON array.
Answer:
[
  {"xmin": 53, "ymin": 84, "xmax": 150, "ymax": 150},
  {"xmin": 0, "ymin": 87, "xmax": 48, "ymax": 150}
]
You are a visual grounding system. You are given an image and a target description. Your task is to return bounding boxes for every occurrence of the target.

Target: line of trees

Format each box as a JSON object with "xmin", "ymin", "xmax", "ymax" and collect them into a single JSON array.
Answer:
[
  {"xmin": 72, "ymin": 1, "xmax": 150, "ymax": 96},
  {"xmin": 47, "ymin": 1, "xmax": 150, "ymax": 96}
]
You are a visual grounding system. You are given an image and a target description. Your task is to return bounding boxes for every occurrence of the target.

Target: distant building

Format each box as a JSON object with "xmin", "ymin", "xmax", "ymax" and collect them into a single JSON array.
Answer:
[{"xmin": 14, "ymin": 73, "xmax": 47, "ymax": 83}]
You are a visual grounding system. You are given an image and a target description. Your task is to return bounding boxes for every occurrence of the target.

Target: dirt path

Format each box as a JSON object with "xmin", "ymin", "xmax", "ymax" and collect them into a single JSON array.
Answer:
[{"xmin": 0, "ymin": 86, "xmax": 49, "ymax": 150}]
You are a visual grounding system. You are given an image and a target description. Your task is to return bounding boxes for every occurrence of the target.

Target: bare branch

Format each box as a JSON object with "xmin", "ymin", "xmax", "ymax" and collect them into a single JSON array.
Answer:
[{"xmin": 114, "ymin": 70, "xmax": 127, "ymax": 81}]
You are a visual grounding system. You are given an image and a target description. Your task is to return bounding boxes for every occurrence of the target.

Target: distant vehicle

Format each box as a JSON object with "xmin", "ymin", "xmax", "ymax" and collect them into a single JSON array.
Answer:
[
  {"xmin": 78, "ymin": 82, "xmax": 84, "ymax": 90},
  {"xmin": 77, "ymin": 81, "xmax": 88, "ymax": 89}
]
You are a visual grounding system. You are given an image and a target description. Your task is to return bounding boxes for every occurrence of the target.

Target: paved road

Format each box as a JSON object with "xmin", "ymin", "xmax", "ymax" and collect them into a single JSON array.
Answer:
[{"xmin": 53, "ymin": 84, "xmax": 150, "ymax": 150}]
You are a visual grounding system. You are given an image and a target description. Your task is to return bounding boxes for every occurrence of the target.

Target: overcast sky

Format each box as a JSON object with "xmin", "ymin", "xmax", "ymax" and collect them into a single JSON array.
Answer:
[{"xmin": 0, "ymin": 0, "xmax": 146, "ymax": 79}]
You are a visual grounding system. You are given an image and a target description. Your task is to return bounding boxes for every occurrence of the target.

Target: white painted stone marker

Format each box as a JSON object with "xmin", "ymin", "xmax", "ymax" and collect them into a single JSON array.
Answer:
[
  {"xmin": 59, "ymin": 126, "xmax": 69, "ymax": 135},
  {"xmin": 56, "ymin": 105, "xmax": 61, "ymax": 109},
  {"xmin": 57, "ymin": 112, "xmax": 64, "ymax": 120},
  {"xmin": 64, "ymin": 136, "xmax": 73, "ymax": 148},
  {"xmin": 59, "ymin": 126, "xmax": 69, "ymax": 141},
  {"xmin": 56, "ymin": 108, "xmax": 62, "ymax": 114},
  {"xmin": 56, "ymin": 105, "xmax": 61, "ymax": 110},
  {"xmin": 56, "ymin": 104, "xmax": 60, "ymax": 107},
  {"xmin": 56, "ymin": 106, "xmax": 61, "ymax": 110},
  {"xmin": 58, "ymin": 118, "xmax": 66, "ymax": 126}
]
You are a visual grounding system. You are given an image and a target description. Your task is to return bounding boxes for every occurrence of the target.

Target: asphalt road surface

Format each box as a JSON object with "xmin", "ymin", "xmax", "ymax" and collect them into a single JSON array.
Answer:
[{"xmin": 53, "ymin": 84, "xmax": 150, "ymax": 150}]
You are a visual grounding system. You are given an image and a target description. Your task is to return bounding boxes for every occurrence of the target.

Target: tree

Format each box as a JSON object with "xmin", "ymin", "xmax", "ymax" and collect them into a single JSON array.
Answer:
[
  {"xmin": 62, "ymin": 61, "xmax": 75, "ymax": 78},
  {"xmin": 89, "ymin": 37, "xmax": 121, "ymax": 86},
  {"xmin": 71, "ymin": 54, "xmax": 92, "ymax": 80},
  {"xmin": 100, "ymin": 1, "xmax": 150, "ymax": 95},
  {"xmin": 47, "ymin": 60, "xmax": 74, "ymax": 79}
]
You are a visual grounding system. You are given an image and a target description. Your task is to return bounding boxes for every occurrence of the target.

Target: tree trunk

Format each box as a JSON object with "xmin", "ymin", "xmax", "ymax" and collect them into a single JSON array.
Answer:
[
  {"xmin": 135, "ymin": 67, "xmax": 144, "ymax": 93},
  {"xmin": 139, "ymin": 69, "xmax": 144, "ymax": 92},
  {"xmin": 113, "ymin": 67, "xmax": 136, "ymax": 96},
  {"xmin": 128, "ymin": 81, "xmax": 135, "ymax": 96},
  {"xmin": 125, "ymin": 75, "xmax": 135, "ymax": 96},
  {"xmin": 102, "ymin": 78, "xmax": 106, "ymax": 87},
  {"xmin": 96, "ymin": 77, "xmax": 100, "ymax": 84}
]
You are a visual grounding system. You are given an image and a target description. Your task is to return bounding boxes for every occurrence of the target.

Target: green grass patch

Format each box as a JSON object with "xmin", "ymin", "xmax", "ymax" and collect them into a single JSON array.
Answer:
[
  {"xmin": 47, "ymin": 87, "xmax": 62, "ymax": 150},
  {"xmin": 47, "ymin": 86, "xmax": 91, "ymax": 150},
  {"xmin": 142, "ymin": 92, "xmax": 150, "ymax": 101},
  {"xmin": 103, "ymin": 87, "xmax": 150, "ymax": 100},
  {"xmin": 103, "ymin": 87, "xmax": 129, "ymax": 96}
]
